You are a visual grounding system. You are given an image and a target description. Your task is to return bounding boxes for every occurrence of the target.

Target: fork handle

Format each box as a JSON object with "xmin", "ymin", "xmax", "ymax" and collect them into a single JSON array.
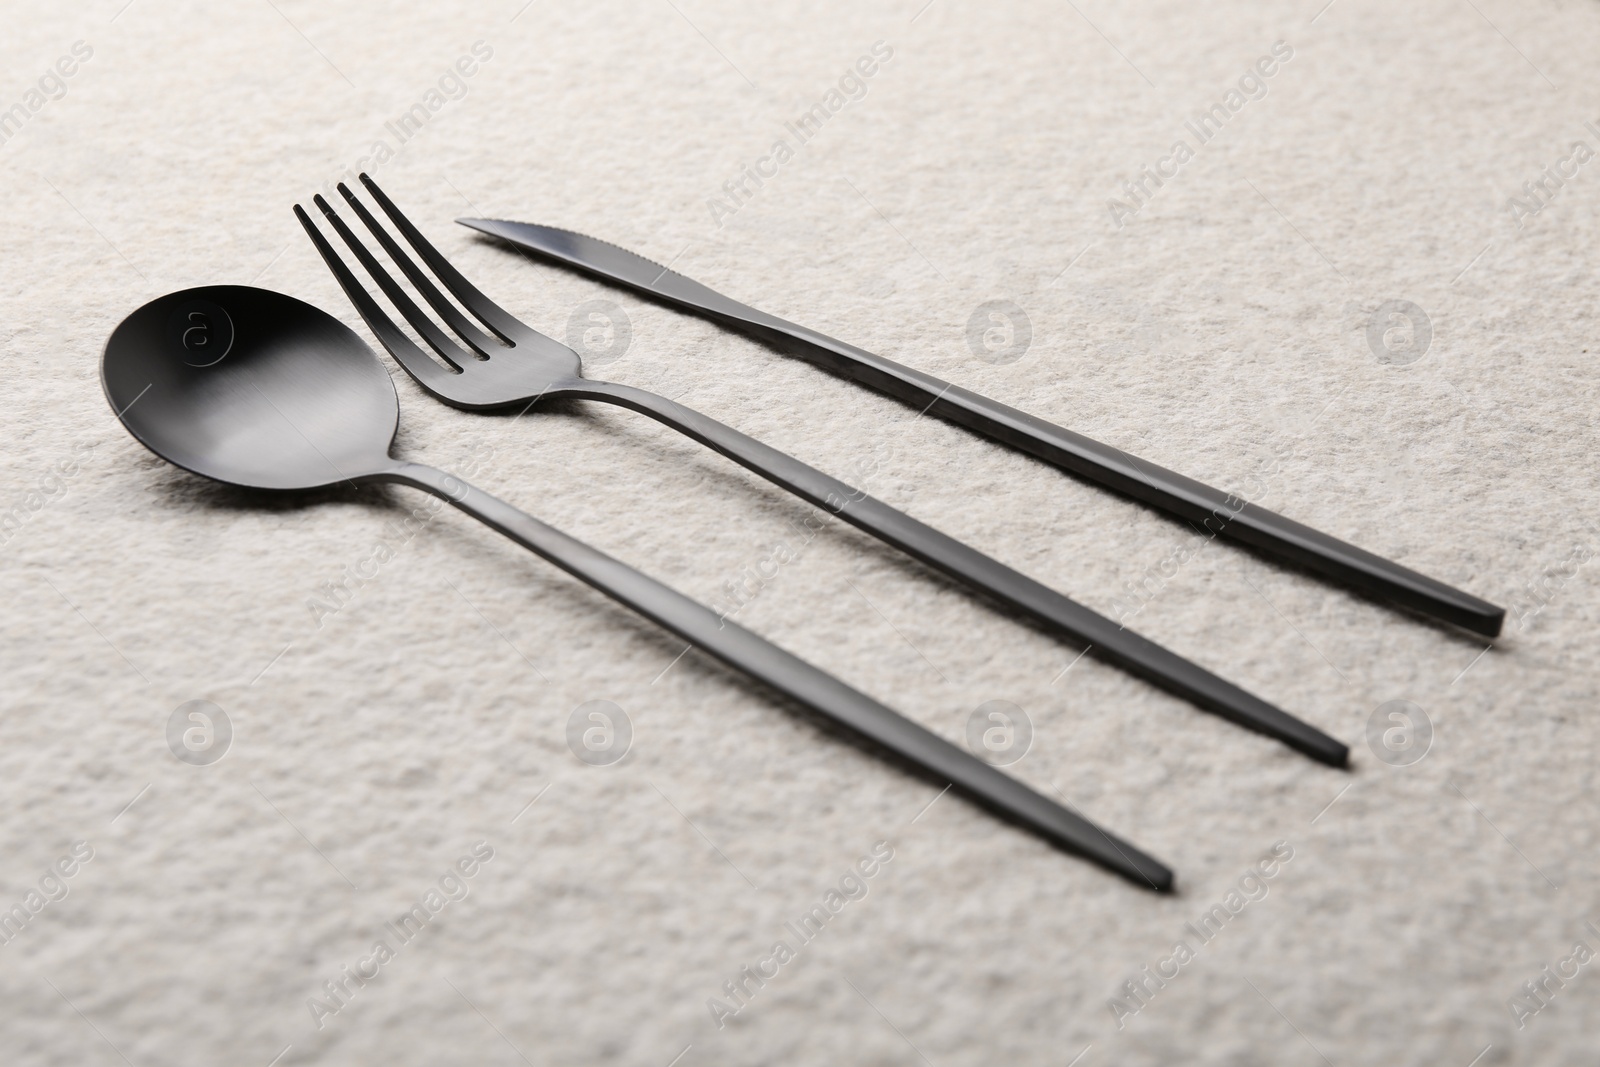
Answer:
[
  {"xmin": 380, "ymin": 461, "xmax": 1173, "ymax": 890},
  {"xmin": 569, "ymin": 379, "xmax": 1348, "ymax": 768}
]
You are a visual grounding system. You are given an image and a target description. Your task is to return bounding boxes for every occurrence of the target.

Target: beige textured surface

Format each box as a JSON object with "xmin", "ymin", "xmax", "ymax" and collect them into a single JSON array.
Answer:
[{"xmin": 2, "ymin": 0, "xmax": 1599, "ymax": 1063}]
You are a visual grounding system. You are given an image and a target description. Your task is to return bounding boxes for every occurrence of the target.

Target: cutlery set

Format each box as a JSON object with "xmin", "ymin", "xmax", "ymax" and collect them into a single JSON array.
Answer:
[{"xmin": 101, "ymin": 175, "xmax": 1503, "ymax": 891}]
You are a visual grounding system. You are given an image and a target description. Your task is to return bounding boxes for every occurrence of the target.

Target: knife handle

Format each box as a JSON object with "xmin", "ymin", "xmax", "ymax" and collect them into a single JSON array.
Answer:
[
  {"xmin": 570, "ymin": 379, "xmax": 1347, "ymax": 768},
  {"xmin": 381, "ymin": 460, "xmax": 1174, "ymax": 890},
  {"xmin": 751, "ymin": 322, "xmax": 1506, "ymax": 639}
]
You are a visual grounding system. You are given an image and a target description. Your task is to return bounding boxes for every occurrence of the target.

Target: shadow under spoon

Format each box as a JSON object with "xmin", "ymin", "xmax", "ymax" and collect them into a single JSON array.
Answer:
[{"xmin": 101, "ymin": 284, "xmax": 1175, "ymax": 891}]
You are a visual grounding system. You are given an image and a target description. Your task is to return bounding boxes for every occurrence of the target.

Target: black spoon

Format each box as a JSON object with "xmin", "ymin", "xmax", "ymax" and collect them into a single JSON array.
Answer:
[{"xmin": 101, "ymin": 284, "xmax": 1176, "ymax": 891}]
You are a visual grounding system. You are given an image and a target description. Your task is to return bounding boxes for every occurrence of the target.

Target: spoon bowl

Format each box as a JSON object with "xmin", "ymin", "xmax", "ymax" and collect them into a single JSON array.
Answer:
[{"xmin": 103, "ymin": 285, "xmax": 398, "ymax": 490}]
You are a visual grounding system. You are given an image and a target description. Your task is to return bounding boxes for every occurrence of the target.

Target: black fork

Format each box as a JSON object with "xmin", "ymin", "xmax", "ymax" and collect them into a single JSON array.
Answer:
[{"xmin": 295, "ymin": 175, "xmax": 1349, "ymax": 768}]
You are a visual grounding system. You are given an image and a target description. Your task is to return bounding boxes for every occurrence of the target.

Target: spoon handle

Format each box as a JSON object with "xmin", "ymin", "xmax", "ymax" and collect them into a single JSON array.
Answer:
[
  {"xmin": 383, "ymin": 461, "xmax": 1172, "ymax": 890},
  {"xmin": 564, "ymin": 379, "xmax": 1346, "ymax": 768}
]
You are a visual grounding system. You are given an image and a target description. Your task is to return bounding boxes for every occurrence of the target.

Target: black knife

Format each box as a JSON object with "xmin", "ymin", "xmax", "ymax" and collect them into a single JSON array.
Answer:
[{"xmin": 459, "ymin": 217, "xmax": 1504, "ymax": 639}]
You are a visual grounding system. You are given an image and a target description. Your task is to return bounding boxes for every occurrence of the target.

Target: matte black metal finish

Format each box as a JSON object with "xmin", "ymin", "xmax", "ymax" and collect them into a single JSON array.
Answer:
[
  {"xmin": 299, "ymin": 177, "xmax": 1347, "ymax": 767},
  {"xmin": 102, "ymin": 284, "xmax": 1174, "ymax": 890},
  {"xmin": 458, "ymin": 217, "xmax": 1505, "ymax": 640}
]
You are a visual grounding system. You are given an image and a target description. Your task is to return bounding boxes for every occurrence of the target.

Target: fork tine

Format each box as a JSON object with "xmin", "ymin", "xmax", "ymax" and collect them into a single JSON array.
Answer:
[
  {"xmin": 336, "ymin": 183, "xmax": 502, "ymax": 358},
  {"xmin": 294, "ymin": 203, "xmax": 462, "ymax": 386},
  {"xmin": 311, "ymin": 194, "xmax": 479, "ymax": 372},
  {"xmin": 358, "ymin": 173, "xmax": 526, "ymax": 342}
]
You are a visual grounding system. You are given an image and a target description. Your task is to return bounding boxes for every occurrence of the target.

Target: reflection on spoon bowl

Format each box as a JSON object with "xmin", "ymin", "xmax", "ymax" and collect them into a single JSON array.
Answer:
[{"xmin": 103, "ymin": 285, "xmax": 398, "ymax": 491}]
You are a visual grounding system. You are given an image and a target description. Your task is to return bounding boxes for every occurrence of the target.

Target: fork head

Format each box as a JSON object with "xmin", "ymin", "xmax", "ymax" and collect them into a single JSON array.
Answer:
[{"xmin": 295, "ymin": 174, "xmax": 584, "ymax": 410}]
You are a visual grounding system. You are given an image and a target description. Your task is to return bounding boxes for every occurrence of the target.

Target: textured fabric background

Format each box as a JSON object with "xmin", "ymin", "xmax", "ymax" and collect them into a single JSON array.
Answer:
[{"xmin": 1, "ymin": 0, "xmax": 1597, "ymax": 1063}]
